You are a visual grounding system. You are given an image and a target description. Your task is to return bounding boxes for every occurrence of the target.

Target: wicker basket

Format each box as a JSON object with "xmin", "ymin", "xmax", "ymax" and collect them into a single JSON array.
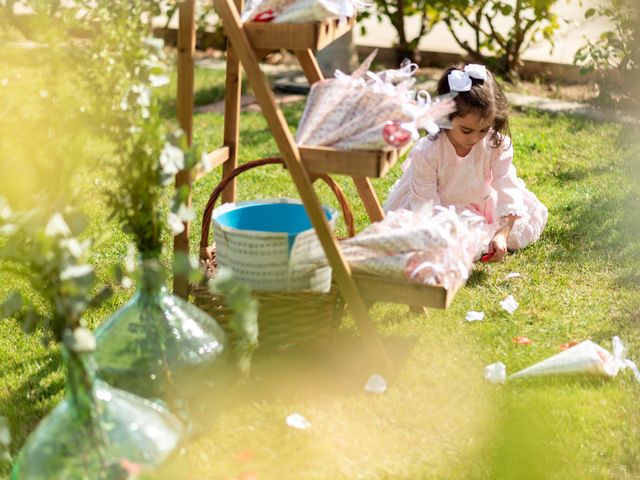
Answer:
[{"xmin": 192, "ymin": 158, "xmax": 356, "ymax": 351}]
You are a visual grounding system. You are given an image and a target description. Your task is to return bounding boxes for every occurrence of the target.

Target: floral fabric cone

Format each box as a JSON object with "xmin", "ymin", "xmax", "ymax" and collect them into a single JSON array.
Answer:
[
  {"xmin": 510, "ymin": 337, "xmax": 640, "ymax": 381},
  {"xmin": 241, "ymin": 0, "xmax": 358, "ymax": 23}
]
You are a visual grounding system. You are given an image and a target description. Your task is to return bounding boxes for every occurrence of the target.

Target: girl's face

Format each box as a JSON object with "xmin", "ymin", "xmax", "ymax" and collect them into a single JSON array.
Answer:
[{"xmin": 445, "ymin": 112, "xmax": 494, "ymax": 156}]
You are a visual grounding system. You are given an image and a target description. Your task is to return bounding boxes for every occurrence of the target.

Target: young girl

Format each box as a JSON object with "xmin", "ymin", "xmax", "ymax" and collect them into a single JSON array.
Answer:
[{"xmin": 384, "ymin": 64, "xmax": 547, "ymax": 262}]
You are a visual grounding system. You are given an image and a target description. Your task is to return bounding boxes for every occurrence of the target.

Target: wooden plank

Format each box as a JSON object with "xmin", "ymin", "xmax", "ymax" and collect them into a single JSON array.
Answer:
[
  {"xmin": 295, "ymin": 49, "xmax": 323, "ymax": 85},
  {"xmin": 352, "ymin": 176, "xmax": 384, "ymax": 223},
  {"xmin": 214, "ymin": 0, "xmax": 394, "ymax": 374},
  {"xmin": 221, "ymin": 1, "xmax": 243, "ymax": 204},
  {"xmin": 243, "ymin": 17, "xmax": 354, "ymax": 51},
  {"xmin": 299, "ymin": 146, "xmax": 398, "ymax": 177},
  {"xmin": 354, "ymin": 274, "xmax": 462, "ymax": 309},
  {"xmin": 195, "ymin": 146, "xmax": 230, "ymax": 181},
  {"xmin": 174, "ymin": 0, "xmax": 196, "ymax": 299}
]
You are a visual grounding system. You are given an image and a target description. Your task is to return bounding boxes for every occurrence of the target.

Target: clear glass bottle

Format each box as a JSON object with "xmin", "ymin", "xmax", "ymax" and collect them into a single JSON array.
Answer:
[
  {"xmin": 11, "ymin": 345, "xmax": 184, "ymax": 480},
  {"xmin": 93, "ymin": 261, "xmax": 230, "ymax": 433}
]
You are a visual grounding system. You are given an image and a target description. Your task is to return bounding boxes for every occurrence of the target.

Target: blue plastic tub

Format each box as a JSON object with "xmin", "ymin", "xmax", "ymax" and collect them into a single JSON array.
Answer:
[{"xmin": 214, "ymin": 201, "xmax": 334, "ymax": 253}]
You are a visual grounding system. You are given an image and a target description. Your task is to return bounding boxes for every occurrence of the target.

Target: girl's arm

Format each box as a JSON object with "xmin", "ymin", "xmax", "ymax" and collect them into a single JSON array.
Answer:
[
  {"xmin": 490, "ymin": 141, "xmax": 526, "ymax": 219},
  {"xmin": 407, "ymin": 139, "xmax": 441, "ymax": 210},
  {"xmin": 485, "ymin": 214, "xmax": 517, "ymax": 262}
]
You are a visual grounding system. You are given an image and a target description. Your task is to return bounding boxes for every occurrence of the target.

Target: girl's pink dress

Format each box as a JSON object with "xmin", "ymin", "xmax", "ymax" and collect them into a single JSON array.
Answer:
[{"xmin": 383, "ymin": 132, "xmax": 547, "ymax": 250}]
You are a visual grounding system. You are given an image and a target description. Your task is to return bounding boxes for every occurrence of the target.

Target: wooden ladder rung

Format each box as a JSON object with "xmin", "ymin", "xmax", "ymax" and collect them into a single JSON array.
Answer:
[
  {"xmin": 299, "ymin": 145, "xmax": 409, "ymax": 178},
  {"xmin": 195, "ymin": 145, "xmax": 231, "ymax": 180}
]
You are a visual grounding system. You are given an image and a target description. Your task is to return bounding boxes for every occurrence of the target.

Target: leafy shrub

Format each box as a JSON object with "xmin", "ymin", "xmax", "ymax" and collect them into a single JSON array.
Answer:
[
  {"xmin": 573, "ymin": 0, "xmax": 639, "ymax": 108},
  {"xmin": 436, "ymin": 0, "xmax": 561, "ymax": 81},
  {"xmin": 358, "ymin": 1, "xmax": 440, "ymax": 63}
]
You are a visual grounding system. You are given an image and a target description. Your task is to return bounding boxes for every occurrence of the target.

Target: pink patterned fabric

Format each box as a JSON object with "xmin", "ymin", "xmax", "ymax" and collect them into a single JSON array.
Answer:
[{"xmin": 384, "ymin": 132, "xmax": 548, "ymax": 250}]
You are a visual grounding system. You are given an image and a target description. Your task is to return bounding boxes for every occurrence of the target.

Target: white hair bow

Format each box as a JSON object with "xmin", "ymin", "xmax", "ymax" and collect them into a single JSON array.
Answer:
[{"xmin": 447, "ymin": 64, "xmax": 487, "ymax": 92}]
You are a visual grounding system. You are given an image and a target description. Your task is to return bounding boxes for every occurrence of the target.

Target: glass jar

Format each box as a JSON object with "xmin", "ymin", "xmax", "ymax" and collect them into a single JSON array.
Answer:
[
  {"xmin": 11, "ymin": 346, "xmax": 184, "ymax": 480},
  {"xmin": 93, "ymin": 261, "xmax": 230, "ymax": 433}
]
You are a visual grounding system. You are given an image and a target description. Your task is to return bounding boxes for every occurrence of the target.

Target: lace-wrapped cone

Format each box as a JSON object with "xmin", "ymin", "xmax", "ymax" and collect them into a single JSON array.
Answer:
[
  {"xmin": 11, "ymin": 348, "xmax": 184, "ymax": 480},
  {"xmin": 93, "ymin": 263, "xmax": 230, "ymax": 434}
]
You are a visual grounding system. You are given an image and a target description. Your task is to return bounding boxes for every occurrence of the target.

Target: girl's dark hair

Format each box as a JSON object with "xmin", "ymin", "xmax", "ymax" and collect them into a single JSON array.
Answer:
[{"xmin": 436, "ymin": 63, "xmax": 510, "ymax": 148}]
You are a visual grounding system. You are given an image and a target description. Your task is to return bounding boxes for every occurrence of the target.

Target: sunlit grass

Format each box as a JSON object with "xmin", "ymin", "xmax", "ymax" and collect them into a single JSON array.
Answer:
[{"xmin": 1, "ymin": 42, "xmax": 639, "ymax": 480}]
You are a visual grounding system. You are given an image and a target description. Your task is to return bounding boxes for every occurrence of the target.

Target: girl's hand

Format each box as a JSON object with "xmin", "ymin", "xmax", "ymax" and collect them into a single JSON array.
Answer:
[
  {"xmin": 486, "ymin": 227, "xmax": 509, "ymax": 262},
  {"xmin": 484, "ymin": 214, "xmax": 517, "ymax": 262}
]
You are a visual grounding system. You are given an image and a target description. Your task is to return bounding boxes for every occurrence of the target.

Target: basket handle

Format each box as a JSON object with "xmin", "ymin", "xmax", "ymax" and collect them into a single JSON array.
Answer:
[{"xmin": 199, "ymin": 157, "xmax": 356, "ymax": 259}]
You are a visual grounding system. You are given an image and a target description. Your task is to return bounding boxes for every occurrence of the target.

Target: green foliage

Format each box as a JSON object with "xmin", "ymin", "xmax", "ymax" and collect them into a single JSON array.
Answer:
[
  {"xmin": 0, "ymin": 204, "xmax": 111, "ymax": 346},
  {"xmin": 75, "ymin": 1, "xmax": 205, "ymax": 260},
  {"xmin": 358, "ymin": 1, "xmax": 440, "ymax": 62},
  {"xmin": 437, "ymin": 0, "xmax": 560, "ymax": 80},
  {"xmin": 209, "ymin": 268, "xmax": 259, "ymax": 376},
  {"xmin": 0, "ymin": 417, "xmax": 9, "ymax": 469},
  {"xmin": 573, "ymin": 0, "xmax": 640, "ymax": 108}
]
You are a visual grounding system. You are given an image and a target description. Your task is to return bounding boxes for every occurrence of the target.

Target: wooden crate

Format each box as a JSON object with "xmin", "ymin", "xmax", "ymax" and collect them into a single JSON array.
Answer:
[
  {"xmin": 244, "ymin": 17, "xmax": 355, "ymax": 51},
  {"xmin": 299, "ymin": 144, "xmax": 409, "ymax": 178}
]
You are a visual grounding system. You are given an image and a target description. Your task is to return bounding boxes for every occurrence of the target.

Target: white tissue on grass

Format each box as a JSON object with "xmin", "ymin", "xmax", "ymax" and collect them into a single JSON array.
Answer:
[
  {"xmin": 485, "ymin": 362, "xmax": 507, "ymax": 384},
  {"xmin": 465, "ymin": 311, "xmax": 485, "ymax": 322},
  {"xmin": 505, "ymin": 272, "xmax": 521, "ymax": 279},
  {"xmin": 364, "ymin": 374, "xmax": 387, "ymax": 393},
  {"xmin": 500, "ymin": 295, "xmax": 519, "ymax": 314},
  {"xmin": 286, "ymin": 413, "xmax": 311, "ymax": 430}
]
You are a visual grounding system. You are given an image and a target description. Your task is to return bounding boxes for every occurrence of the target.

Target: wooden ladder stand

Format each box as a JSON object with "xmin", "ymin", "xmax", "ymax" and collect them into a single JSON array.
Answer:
[{"xmin": 175, "ymin": 0, "xmax": 461, "ymax": 373}]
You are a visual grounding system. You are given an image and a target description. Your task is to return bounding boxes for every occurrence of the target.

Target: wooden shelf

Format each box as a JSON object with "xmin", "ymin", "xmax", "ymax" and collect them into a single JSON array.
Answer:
[
  {"xmin": 244, "ymin": 17, "xmax": 355, "ymax": 51},
  {"xmin": 353, "ymin": 273, "xmax": 462, "ymax": 309},
  {"xmin": 299, "ymin": 145, "xmax": 409, "ymax": 178}
]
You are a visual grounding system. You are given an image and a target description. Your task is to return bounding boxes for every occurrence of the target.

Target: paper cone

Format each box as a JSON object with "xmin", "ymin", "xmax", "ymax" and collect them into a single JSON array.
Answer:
[
  {"xmin": 241, "ymin": 0, "xmax": 295, "ymax": 21},
  {"xmin": 295, "ymin": 79, "xmax": 351, "ymax": 145},
  {"xmin": 509, "ymin": 340, "xmax": 614, "ymax": 380}
]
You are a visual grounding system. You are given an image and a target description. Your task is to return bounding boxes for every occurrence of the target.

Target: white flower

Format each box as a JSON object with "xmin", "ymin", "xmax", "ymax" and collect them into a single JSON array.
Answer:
[
  {"xmin": 45, "ymin": 213, "xmax": 71, "ymax": 238},
  {"xmin": 176, "ymin": 203, "xmax": 195, "ymax": 222},
  {"xmin": 132, "ymin": 84, "xmax": 151, "ymax": 108},
  {"xmin": 64, "ymin": 327, "xmax": 96, "ymax": 353},
  {"xmin": 159, "ymin": 143, "xmax": 185, "ymax": 176},
  {"xmin": 143, "ymin": 37, "xmax": 165, "ymax": 52},
  {"xmin": 200, "ymin": 152, "xmax": 214, "ymax": 174},
  {"xmin": 60, "ymin": 264, "xmax": 94, "ymax": 281},
  {"xmin": 121, "ymin": 276, "xmax": 133, "ymax": 289},
  {"xmin": 0, "ymin": 197, "xmax": 11, "ymax": 220},
  {"xmin": 149, "ymin": 74, "xmax": 169, "ymax": 88},
  {"xmin": 0, "ymin": 224, "xmax": 17, "ymax": 236},
  {"xmin": 59, "ymin": 238, "xmax": 89, "ymax": 258},
  {"xmin": 168, "ymin": 212, "xmax": 185, "ymax": 236}
]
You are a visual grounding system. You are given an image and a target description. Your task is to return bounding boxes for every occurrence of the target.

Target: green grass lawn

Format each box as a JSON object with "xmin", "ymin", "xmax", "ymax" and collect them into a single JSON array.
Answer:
[{"xmin": 1, "ymin": 50, "xmax": 639, "ymax": 479}]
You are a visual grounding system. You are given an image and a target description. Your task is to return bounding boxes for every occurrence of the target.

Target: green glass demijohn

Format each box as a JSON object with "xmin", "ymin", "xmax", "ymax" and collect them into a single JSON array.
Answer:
[
  {"xmin": 93, "ymin": 259, "xmax": 230, "ymax": 433},
  {"xmin": 11, "ymin": 329, "xmax": 184, "ymax": 480}
]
